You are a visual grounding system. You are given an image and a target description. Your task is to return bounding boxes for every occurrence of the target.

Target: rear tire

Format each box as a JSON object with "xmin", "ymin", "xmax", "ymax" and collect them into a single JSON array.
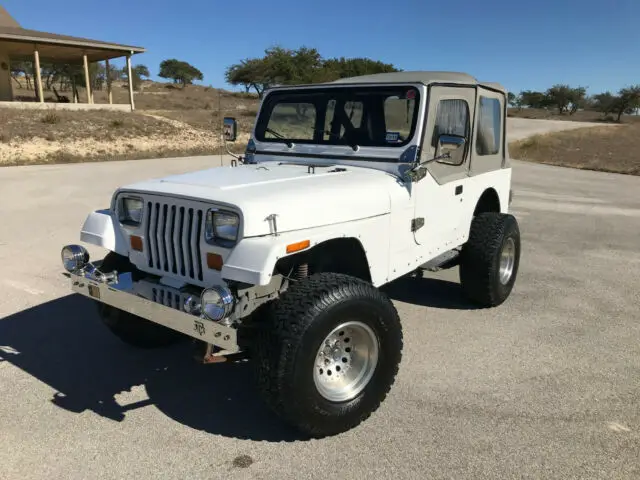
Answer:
[
  {"xmin": 254, "ymin": 273, "xmax": 403, "ymax": 438},
  {"xmin": 96, "ymin": 252, "xmax": 184, "ymax": 349},
  {"xmin": 459, "ymin": 212, "xmax": 521, "ymax": 307}
]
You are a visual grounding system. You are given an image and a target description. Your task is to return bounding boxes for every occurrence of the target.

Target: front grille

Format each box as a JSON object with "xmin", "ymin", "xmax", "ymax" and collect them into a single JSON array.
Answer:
[
  {"xmin": 152, "ymin": 286, "xmax": 183, "ymax": 310},
  {"xmin": 144, "ymin": 201, "xmax": 204, "ymax": 281}
]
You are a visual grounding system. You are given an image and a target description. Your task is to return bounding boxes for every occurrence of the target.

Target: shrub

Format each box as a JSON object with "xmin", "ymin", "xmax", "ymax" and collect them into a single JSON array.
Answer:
[{"xmin": 41, "ymin": 112, "xmax": 60, "ymax": 124}]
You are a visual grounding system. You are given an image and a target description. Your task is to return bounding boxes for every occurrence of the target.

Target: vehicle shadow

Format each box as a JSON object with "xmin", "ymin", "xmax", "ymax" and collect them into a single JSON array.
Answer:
[
  {"xmin": 383, "ymin": 274, "xmax": 478, "ymax": 310},
  {"xmin": 0, "ymin": 294, "xmax": 305, "ymax": 442}
]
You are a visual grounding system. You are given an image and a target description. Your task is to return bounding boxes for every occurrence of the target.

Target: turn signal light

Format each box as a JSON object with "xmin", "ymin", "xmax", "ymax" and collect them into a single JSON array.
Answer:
[
  {"xmin": 130, "ymin": 235, "xmax": 143, "ymax": 252},
  {"xmin": 286, "ymin": 240, "xmax": 310, "ymax": 254},
  {"xmin": 207, "ymin": 252, "xmax": 224, "ymax": 271}
]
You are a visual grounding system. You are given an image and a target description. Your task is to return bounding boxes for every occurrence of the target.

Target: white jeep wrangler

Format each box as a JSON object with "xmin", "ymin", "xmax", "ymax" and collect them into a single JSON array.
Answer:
[{"xmin": 61, "ymin": 71, "xmax": 520, "ymax": 438}]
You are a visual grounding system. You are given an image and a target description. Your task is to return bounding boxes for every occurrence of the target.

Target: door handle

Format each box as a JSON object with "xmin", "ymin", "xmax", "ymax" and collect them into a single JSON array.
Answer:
[{"xmin": 455, "ymin": 185, "xmax": 463, "ymax": 195}]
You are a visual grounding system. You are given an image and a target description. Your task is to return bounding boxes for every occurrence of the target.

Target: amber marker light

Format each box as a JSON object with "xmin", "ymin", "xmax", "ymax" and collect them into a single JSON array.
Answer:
[
  {"xmin": 130, "ymin": 235, "xmax": 143, "ymax": 252},
  {"xmin": 207, "ymin": 252, "xmax": 224, "ymax": 271},
  {"xmin": 286, "ymin": 240, "xmax": 311, "ymax": 254}
]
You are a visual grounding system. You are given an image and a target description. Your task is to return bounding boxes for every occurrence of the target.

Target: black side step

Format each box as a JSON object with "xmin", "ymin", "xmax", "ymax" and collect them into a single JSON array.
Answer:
[{"xmin": 419, "ymin": 249, "xmax": 461, "ymax": 272}]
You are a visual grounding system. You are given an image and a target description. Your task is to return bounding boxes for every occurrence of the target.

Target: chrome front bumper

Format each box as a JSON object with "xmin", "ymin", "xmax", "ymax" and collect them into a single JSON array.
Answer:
[{"xmin": 70, "ymin": 271, "xmax": 239, "ymax": 352}]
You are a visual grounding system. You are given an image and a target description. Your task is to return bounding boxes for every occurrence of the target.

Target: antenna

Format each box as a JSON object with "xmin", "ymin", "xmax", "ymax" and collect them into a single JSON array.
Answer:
[{"xmin": 218, "ymin": 89, "xmax": 223, "ymax": 166}]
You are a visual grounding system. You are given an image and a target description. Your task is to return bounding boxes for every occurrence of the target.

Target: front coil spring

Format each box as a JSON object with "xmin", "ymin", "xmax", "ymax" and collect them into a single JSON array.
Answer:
[{"xmin": 295, "ymin": 263, "xmax": 309, "ymax": 280}]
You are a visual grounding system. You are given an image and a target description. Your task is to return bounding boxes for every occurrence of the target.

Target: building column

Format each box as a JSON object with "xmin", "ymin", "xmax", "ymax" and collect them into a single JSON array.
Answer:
[
  {"xmin": 105, "ymin": 59, "xmax": 113, "ymax": 104},
  {"xmin": 126, "ymin": 53, "xmax": 135, "ymax": 111},
  {"xmin": 83, "ymin": 54, "xmax": 92, "ymax": 104},
  {"xmin": 33, "ymin": 47, "xmax": 44, "ymax": 103}
]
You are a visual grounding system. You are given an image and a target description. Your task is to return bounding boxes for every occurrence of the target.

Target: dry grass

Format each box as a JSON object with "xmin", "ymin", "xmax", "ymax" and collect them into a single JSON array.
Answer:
[
  {"xmin": 507, "ymin": 107, "xmax": 640, "ymax": 124},
  {"xmin": 2, "ymin": 80, "xmax": 257, "ymax": 166},
  {"xmin": 0, "ymin": 109, "xmax": 177, "ymax": 143},
  {"xmin": 509, "ymin": 124, "xmax": 640, "ymax": 175}
]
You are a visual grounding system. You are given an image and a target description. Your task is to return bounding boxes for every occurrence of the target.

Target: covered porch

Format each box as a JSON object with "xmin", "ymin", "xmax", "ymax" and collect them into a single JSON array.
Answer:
[{"xmin": 0, "ymin": 12, "xmax": 145, "ymax": 111}]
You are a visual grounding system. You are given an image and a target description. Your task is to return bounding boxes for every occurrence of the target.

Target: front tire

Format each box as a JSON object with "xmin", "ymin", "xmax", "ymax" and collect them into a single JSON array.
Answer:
[
  {"xmin": 255, "ymin": 273, "xmax": 403, "ymax": 438},
  {"xmin": 459, "ymin": 212, "xmax": 521, "ymax": 307}
]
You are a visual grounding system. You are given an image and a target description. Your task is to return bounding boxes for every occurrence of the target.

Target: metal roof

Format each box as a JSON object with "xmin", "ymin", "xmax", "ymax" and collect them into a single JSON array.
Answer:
[
  {"xmin": 0, "ymin": 5, "xmax": 20, "ymax": 28},
  {"xmin": 0, "ymin": 6, "xmax": 144, "ymax": 62},
  {"xmin": 331, "ymin": 71, "xmax": 506, "ymax": 93}
]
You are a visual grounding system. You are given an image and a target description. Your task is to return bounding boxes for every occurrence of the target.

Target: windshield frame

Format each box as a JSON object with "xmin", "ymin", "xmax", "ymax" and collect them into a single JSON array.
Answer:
[{"xmin": 254, "ymin": 84, "xmax": 422, "ymax": 150}]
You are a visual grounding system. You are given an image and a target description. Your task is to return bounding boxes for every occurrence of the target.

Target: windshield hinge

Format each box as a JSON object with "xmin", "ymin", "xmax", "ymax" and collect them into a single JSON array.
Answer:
[{"xmin": 411, "ymin": 217, "xmax": 425, "ymax": 232}]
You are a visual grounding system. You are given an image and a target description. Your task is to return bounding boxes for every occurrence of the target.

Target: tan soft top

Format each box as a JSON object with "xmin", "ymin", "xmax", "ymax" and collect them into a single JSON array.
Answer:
[{"xmin": 331, "ymin": 71, "xmax": 506, "ymax": 93}]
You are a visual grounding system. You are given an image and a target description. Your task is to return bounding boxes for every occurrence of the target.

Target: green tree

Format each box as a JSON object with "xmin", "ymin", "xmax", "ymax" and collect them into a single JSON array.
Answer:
[
  {"xmin": 520, "ymin": 90, "xmax": 551, "ymax": 109},
  {"xmin": 592, "ymin": 92, "xmax": 617, "ymax": 116},
  {"xmin": 134, "ymin": 64, "xmax": 150, "ymax": 79},
  {"xmin": 125, "ymin": 64, "xmax": 151, "ymax": 90},
  {"xmin": 319, "ymin": 57, "xmax": 398, "ymax": 82},
  {"xmin": 159, "ymin": 59, "xmax": 203, "ymax": 87},
  {"xmin": 567, "ymin": 87, "xmax": 587, "ymax": 115},
  {"xmin": 545, "ymin": 84, "xmax": 587, "ymax": 115},
  {"xmin": 507, "ymin": 91, "xmax": 523, "ymax": 110},
  {"xmin": 225, "ymin": 47, "xmax": 400, "ymax": 97},
  {"xmin": 546, "ymin": 84, "xmax": 571, "ymax": 114},
  {"xmin": 613, "ymin": 86, "xmax": 640, "ymax": 122},
  {"xmin": 225, "ymin": 58, "xmax": 268, "ymax": 95},
  {"xmin": 10, "ymin": 61, "xmax": 31, "ymax": 89}
]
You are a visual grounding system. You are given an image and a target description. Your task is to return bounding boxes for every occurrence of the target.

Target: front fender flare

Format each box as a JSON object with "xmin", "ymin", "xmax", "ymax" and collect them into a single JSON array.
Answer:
[
  {"xmin": 80, "ymin": 209, "xmax": 128, "ymax": 255},
  {"xmin": 222, "ymin": 215, "xmax": 390, "ymax": 287}
]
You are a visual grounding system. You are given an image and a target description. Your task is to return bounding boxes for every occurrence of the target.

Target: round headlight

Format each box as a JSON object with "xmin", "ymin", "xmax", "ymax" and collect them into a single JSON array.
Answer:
[
  {"xmin": 201, "ymin": 286, "xmax": 235, "ymax": 321},
  {"xmin": 61, "ymin": 245, "xmax": 89, "ymax": 272}
]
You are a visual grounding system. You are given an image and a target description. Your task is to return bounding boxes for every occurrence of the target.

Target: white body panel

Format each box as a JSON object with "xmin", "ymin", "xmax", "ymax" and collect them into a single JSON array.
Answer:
[{"xmin": 114, "ymin": 163, "xmax": 398, "ymax": 237}]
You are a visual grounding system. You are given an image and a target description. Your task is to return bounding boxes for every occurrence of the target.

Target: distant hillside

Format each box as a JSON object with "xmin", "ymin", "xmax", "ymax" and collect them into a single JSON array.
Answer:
[{"xmin": 1, "ymin": 80, "xmax": 258, "ymax": 165}]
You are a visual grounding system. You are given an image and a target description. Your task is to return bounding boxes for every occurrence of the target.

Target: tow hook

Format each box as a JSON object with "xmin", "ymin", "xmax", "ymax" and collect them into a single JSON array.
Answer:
[{"xmin": 192, "ymin": 341, "xmax": 228, "ymax": 363}]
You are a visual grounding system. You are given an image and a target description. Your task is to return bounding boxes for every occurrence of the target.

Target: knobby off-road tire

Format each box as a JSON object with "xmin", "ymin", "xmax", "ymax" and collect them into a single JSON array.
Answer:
[
  {"xmin": 459, "ymin": 212, "xmax": 521, "ymax": 307},
  {"xmin": 255, "ymin": 272, "xmax": 403, "ymax": 438},
  {"xmin": 96, "ymin": 252, "xmax": 184, "ymax": 349}
]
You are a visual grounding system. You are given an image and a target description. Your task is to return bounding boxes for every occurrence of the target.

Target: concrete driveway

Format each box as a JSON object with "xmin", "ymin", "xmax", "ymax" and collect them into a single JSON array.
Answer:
[{"xmin": 1, "ymin": 135, "xmax": 639, "ymax": 478}]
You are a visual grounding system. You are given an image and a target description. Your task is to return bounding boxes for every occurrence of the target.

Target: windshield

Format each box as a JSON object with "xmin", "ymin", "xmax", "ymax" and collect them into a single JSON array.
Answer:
[{"xmin": 255, "ymin": 85, "xmax": 420, "ymax": 149}]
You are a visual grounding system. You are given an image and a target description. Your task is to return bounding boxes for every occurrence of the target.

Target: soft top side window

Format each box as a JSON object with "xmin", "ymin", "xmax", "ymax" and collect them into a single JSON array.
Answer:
[
  {"xmin": 431, "ymin": 99, "xmax": 470, "ymax": 148},
  {"xmin": 476, "ymin": 96, "xmax": 502, "ymax": 156}
]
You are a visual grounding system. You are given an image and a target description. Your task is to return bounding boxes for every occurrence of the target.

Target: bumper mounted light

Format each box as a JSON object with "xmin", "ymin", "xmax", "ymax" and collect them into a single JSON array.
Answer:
[
  {"xmin": 201, "ymin": 286, "xmax": 235, "ymax": 322},
  {"xmin": 61, "ymin": 244, "xmax": 90, "ymax": 272}
]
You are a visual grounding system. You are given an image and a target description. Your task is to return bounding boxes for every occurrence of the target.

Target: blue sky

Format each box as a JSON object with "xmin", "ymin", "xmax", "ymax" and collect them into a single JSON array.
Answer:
[{"xmin": 3, "ymin": 0, "xmax": 640, "ymax": 95}]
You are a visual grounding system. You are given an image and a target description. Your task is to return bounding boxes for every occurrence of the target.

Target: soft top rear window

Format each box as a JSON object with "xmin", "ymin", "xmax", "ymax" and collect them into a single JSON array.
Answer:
[{"xmin": 255, "ymin": 85, "xmax": 420, "ymax": 149}]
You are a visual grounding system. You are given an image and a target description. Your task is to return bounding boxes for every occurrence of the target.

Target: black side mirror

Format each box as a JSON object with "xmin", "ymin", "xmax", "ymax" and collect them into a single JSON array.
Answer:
[
  {"xmin": 223, "ymin": 117, "xmax": 237, "ymax": 142},
  {"xmin": 436, "ymin": 134, "xmax": 466, "ymax": 165}
]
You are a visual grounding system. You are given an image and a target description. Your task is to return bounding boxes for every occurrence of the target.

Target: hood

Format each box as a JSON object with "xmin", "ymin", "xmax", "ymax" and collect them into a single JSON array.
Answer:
[{"xmin": 117, "ymin": 163, "xmax": 401, "ymax": 237}]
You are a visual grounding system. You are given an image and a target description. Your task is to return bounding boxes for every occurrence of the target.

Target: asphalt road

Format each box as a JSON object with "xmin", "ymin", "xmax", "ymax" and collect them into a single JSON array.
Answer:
[{"xmin": 1, "ymin": 143, "xmax": 639, "ymax": 477}]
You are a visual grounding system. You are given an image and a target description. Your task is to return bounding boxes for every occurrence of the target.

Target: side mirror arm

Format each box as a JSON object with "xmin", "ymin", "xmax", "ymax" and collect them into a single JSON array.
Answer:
[
  {"xmin": 405, "ymin": 152, "xmax": 452, "ymax": 182},
  {"xmin": 223, "ymin": 136, "xmax": 244, "ymax": 163}
]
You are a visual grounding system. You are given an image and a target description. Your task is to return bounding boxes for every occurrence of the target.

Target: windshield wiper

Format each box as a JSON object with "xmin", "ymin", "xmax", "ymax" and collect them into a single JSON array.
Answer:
[
  {"xmin": 313, "ymin": 129, "xmax": 359, "ymax": 151},
  {"xmin": 313, "ymin": 128, "xmax": 339, "ymax": 138},
  {"xmin": 265, "ymin": 128, "xmax": 293, "ymax": 148}
]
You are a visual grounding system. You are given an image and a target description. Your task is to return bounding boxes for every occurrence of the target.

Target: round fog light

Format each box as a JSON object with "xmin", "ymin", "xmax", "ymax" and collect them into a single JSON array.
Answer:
[
  {"xmin": 61, "ymin": 245, "xmax": 90, "ymax": 272},
  {"xmin": 201, "ymin": 286, "xmax": 234, "ymax": 321}
]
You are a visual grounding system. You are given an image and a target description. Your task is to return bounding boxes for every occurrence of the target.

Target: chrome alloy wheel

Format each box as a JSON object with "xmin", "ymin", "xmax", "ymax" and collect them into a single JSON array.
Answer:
[
  {"xmin": 313, "ymin": 321, "xmax": 379, "ymax": 402},
  {"xmin": 499, "ymin": 237, "xmax": 516, "ymax": 285}
]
